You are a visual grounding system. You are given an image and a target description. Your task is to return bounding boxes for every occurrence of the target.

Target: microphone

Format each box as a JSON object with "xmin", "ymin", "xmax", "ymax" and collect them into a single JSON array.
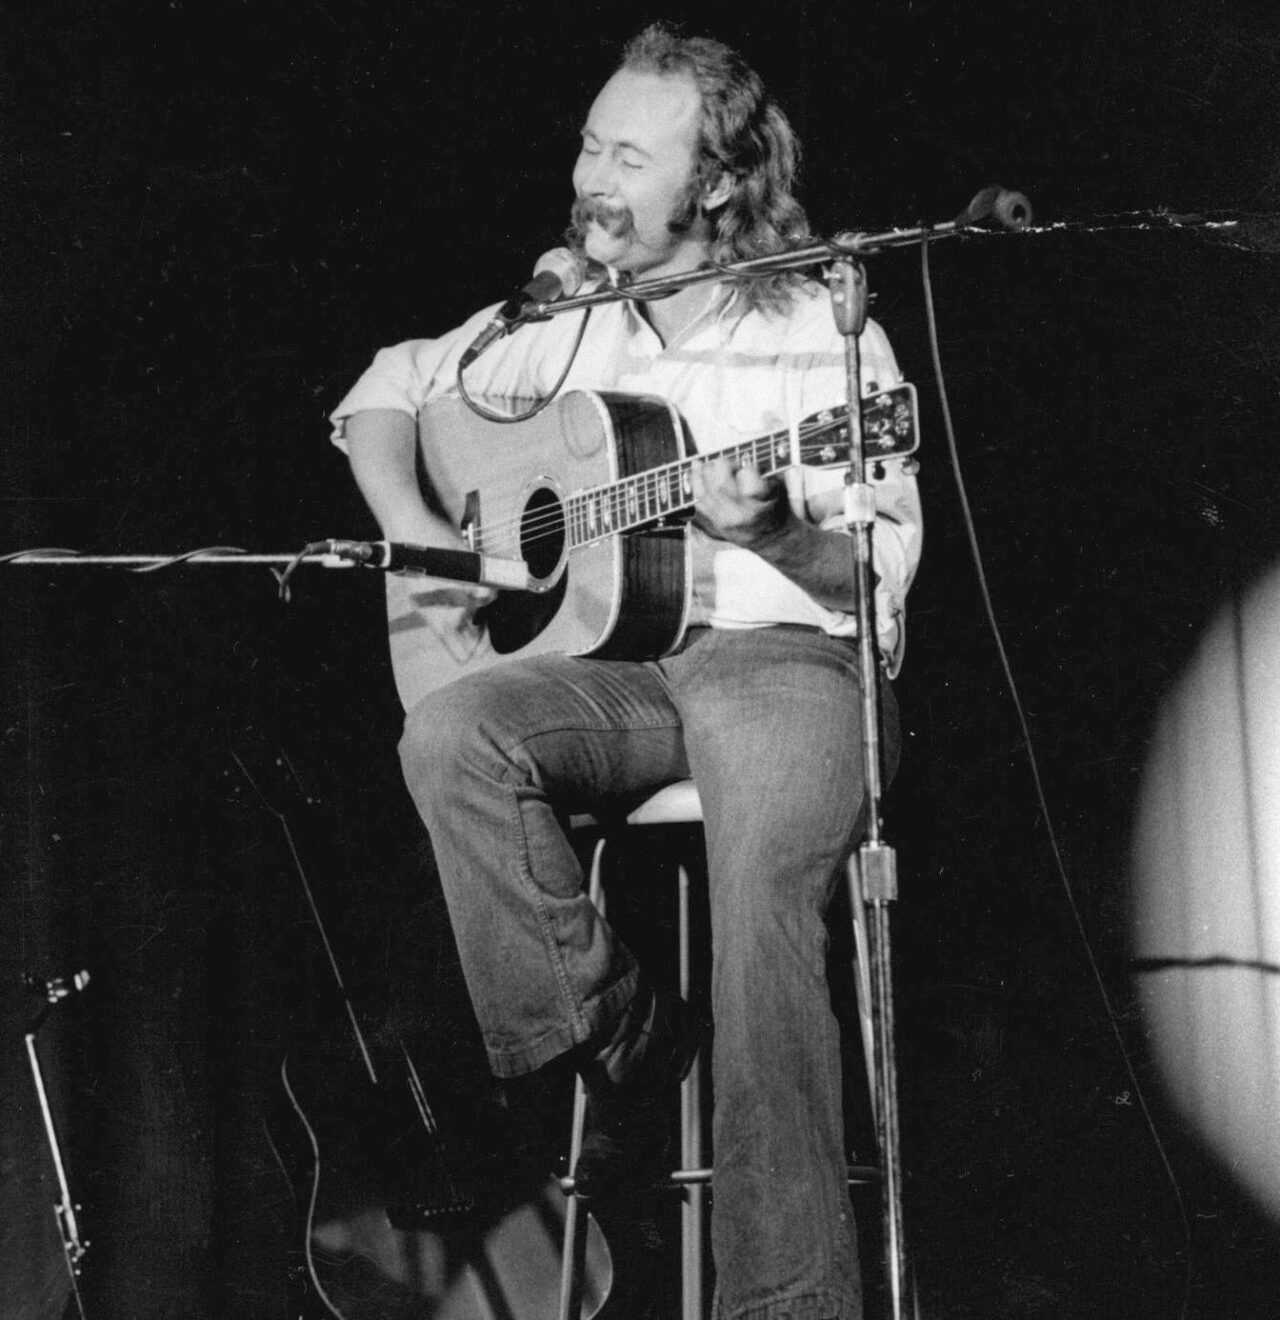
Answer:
[
  {"xmin": 321, "ymin": 539, "xmax": 530, "ymax": 590},
  {"xmin": 954, "ymin": 185, "xmax": 1033, "ymax": 232},
  {"xmin": 459, "ymin": 247, "xmax": 587, "ymax": 370}
]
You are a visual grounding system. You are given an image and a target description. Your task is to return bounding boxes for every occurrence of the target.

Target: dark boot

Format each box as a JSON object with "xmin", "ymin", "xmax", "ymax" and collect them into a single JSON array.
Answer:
[{"xmin": 574, "ymin": 987, "xmax": 706, "ymax": 1197}]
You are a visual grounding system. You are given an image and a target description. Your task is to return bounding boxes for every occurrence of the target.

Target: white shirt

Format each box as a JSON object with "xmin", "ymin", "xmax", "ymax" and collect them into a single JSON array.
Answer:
[{"xmin": 330, "ymin": 280, "xmax": 922, "ymax": 673}]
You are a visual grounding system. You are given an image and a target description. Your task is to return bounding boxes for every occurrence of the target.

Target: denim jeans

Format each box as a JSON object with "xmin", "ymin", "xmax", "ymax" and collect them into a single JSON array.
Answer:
[{"xmin": 399, "ymin": 625, "xmax": 898, "ymax": 1320}]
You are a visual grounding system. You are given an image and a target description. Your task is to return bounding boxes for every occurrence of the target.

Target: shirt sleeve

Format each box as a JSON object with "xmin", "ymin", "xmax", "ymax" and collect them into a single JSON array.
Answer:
[
  {"xmin": 329, "ymin": 284, "xmax": 609, "ymax": 451},
  {"xmin": 327, "ymin": 303, "xmax": 507, "ymax": 452}
]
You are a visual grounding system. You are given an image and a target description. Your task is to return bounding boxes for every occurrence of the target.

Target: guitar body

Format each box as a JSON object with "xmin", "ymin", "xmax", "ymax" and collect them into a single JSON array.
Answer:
[
  {"xmin": 387, "ymin": 391, "xmax": 690, "ymax": 713},
  {"xmin": 271, "ymin": 1037, "xmax": 612, "ymax": 1320},
  {"xmin": 385, "ymin": 383, "xmax": 920, "ymax": 712}
]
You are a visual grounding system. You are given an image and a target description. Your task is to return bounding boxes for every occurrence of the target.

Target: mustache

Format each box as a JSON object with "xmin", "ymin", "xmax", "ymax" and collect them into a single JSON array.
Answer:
[{"xmin": 570, "ymin": 195, "xmax": 636, "ymax": 240}]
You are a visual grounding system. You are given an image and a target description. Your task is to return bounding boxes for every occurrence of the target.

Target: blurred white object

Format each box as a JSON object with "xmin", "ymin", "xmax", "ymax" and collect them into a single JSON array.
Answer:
[{"xmin": 1131, "ymin": 559, "xmax": 1280, "ymax": 1221}]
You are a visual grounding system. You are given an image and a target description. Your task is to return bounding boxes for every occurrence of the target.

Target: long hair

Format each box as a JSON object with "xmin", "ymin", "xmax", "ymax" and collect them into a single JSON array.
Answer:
[{"xmin": 618, "ymin": 23, "xmax": 812, "ymax": 315}]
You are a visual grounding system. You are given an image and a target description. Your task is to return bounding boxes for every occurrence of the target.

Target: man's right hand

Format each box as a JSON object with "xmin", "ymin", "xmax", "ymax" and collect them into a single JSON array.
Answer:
[
  {"xmin": 344, "ymin": 408, "xmax": 497, "ymax": 604},
  {"xmin": 379, "ymin": 520, "xmax": 500, "ymax": 608}
]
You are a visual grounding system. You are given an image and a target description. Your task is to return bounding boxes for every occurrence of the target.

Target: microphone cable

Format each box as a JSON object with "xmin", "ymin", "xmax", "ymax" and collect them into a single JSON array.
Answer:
[{"xmin": 455, "ymin": 303, "xmax": 593, "ymax": 425}]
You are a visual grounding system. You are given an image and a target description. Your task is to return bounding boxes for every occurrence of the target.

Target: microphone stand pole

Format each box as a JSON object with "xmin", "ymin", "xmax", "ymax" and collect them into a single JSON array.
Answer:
[
  {"xmin": 24, "ymin": 972, "xmax": 92, "ymax": 1320},
  {"xmin": 824, "ymin": 257, "xmax": 907, "ymax": 1319}
]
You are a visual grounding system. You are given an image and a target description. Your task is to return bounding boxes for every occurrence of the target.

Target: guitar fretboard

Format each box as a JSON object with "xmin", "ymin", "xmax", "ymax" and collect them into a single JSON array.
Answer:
[
  {"xmin": 565, "ymin": 423, "xmax": 832, "ymax": 549},
  {"xmin": 559, "ymin": 385, "xmax": 917, "ymax": 550}
]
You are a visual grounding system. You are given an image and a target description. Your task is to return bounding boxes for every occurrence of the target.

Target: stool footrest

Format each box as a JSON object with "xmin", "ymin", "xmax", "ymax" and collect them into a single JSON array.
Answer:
[{"xmin": 558, "ymin": 1163, "xmax": 880, "ymax": 1196}]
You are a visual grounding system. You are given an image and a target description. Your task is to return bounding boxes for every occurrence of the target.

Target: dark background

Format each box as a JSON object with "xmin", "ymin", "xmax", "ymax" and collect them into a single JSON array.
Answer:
[{"xmin": 4, "ymin": 1, "xmax": 1280, "ymax": 1316}]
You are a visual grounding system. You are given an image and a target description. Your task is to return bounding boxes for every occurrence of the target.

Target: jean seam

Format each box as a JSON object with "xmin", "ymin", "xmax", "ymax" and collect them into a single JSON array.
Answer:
[
  {"xmin": 495, "ymin": 771, "xmax": 598, "ymax": 1046},
  {"xmin": 482, "ymin": 972, "xmax": 639, "ymax": 1076},
  {"xmin": 494, "ymin": 753, "xmax": 654, "ymax": 1061},
  {"xmin": 499, "ymin": 713, "xmax": 685, "ymax": 758}
]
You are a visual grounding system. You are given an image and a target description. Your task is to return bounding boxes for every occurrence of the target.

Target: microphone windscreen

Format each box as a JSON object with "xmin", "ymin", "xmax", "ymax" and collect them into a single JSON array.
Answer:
[
  {"xmin": 957, "ymin": 186, "xmax": 1033, "ymax": 231},
  {"xmin": 532, "ymin": 247, "xmax": 588, "ymax": 298}
]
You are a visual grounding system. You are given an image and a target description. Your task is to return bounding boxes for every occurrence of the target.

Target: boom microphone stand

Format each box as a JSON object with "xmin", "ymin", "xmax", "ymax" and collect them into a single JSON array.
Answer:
[{"xmin": 823, "ymin": 252, "xmax": 910, "ymax": 1317}]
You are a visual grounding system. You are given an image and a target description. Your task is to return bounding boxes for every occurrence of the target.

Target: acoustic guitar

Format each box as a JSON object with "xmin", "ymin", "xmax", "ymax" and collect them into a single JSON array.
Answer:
[
  {"xmin": 240, "ymin": 736, "xmax": 613, "ymax": 1320},
  {"xmin": 272, "ymin": 1035, "xmax": 612, "ymax": 1320},
  {"xmin": 387, "ymin": 386, "xmax": 919, "ymax": 712}
]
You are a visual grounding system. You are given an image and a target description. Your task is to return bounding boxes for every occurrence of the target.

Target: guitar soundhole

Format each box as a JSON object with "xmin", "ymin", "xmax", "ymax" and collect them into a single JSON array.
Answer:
[{"xmin": 520, "ymin": 486, "xmax": 566, "ymax": 583}]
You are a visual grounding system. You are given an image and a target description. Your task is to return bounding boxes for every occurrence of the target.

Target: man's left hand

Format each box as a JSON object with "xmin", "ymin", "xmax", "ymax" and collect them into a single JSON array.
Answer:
[{"xmin": 689, "ymin": 454, "xmax": 795, "ymax": 550}]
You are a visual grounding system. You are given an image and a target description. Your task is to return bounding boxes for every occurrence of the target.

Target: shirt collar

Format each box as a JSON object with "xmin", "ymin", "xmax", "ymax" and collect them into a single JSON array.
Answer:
[{"xmin": 611, "ymin": 277, "xmax": 743, "ymax": 344}]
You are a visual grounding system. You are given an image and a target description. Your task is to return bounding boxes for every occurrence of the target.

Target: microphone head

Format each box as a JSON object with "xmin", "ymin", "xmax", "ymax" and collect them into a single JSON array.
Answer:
[
  {"xmin": 956, "ymin": 186, "xmax": 1033, "ymax": 231},
  {"xmin": 531, "ymin": 247, "xmax": 588, "ymax": 299}
]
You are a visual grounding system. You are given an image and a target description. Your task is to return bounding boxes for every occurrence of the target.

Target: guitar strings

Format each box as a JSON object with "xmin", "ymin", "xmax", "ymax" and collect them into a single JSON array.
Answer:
[
  {"xmin": 460, "ymin": 415, "xmax": 862, "ymax": 557},
  {"xmin": 465, "ymin": 406, "xmax": 904, "ymax": 556},
  {"xmin": 466, "ymin": 430, "xmax": 785, "ymax": 554},
  {"xmin": 466, "ymin": 417, "xmax": 861, "ymax": 553}
]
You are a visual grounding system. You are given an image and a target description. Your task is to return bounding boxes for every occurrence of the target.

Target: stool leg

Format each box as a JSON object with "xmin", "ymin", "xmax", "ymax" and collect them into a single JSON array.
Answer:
[
  {"xmin": 557, "ymin": 1075, "xmax": 592, "ymax": 1320},
  {"xmin": 849, "ymin": 878, "xmax": 878, "ymax": 1124},
  {"xmin": 558, "ymin": 838, "xmax": 608, "ymax": 1320},
  {"xmin": 679, "ymin": 859, "xmax": 705, "ymax": 1320}
]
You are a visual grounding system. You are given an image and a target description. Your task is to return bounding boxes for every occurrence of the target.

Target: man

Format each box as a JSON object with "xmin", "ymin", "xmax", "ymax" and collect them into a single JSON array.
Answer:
[{"xmin": 330, "ymin": 24, "xmax": 921, "ymax": 1320}]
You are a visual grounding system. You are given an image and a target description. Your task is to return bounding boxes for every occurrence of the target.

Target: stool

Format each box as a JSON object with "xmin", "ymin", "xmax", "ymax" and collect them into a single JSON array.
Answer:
[
  {"xmin": 557, "ymin": 781, "xmax": 881, "ymax": 1320},
  {"xmin": 557, "ymin": 781, "xmax": 705, "ymax": 1320}
]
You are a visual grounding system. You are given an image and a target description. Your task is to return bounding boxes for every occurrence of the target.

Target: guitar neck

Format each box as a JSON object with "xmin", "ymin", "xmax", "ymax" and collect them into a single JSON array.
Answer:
[
  {"xmin": 564, "ymin": 427, "xmax": 798, "ymax": 550},
  {"xmin": 561, "ymin": 384, "xmax": 918, "ymax": 550}
]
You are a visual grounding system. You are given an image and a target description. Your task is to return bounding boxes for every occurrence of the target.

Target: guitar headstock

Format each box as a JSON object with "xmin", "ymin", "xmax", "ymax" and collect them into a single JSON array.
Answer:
[{"xmin": 798, "ymin": 383, "xmax": 920, "ymax": 469}]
